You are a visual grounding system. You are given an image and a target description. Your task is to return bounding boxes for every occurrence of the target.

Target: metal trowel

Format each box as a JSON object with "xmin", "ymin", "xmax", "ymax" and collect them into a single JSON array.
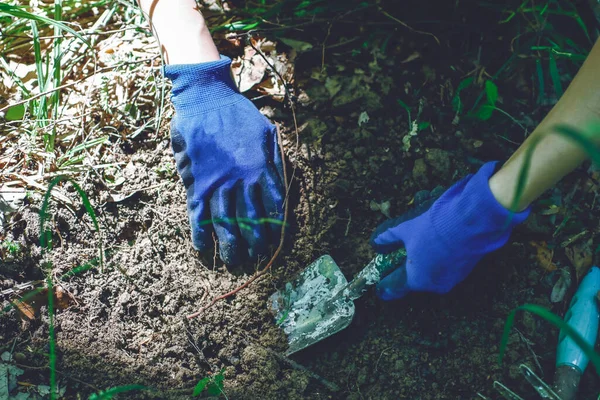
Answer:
[
  {"xmin": 269, "ymin": 248, "xmax": 407, "ymax": 355},
  {"xmin": 270, "ymin": 190, "xmax": 442, "ymax": 356}
]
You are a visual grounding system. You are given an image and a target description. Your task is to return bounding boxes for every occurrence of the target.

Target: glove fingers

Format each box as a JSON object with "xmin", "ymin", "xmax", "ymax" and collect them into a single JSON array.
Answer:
[
  {"xmin": 236, "ymin": 183, "xmax": 268, "ymax": 259},
  {"xmin": 268, "ymin": 124, "xmax": 285, "ymax": 185},
  {"xmin": 370, "ymin": 196, "xmax": 438, "ymax": 253},
  {"xmin": 260, "ymin": 171, "xmax": 285, "ymax": 246},
  {"xmin": 189, "ymin": 199, "xmax": 213, "ymax": 252},
  {"xmin": 210, "ymin": 183, "xmax": 242, "ymax": 265},
  {"xmin": 376, "ymin": 263, "xmax": 411, "ymax": 301},
  {"xmin": 171, "ymin": 122, "xmax": 196, "ymax": 197}
]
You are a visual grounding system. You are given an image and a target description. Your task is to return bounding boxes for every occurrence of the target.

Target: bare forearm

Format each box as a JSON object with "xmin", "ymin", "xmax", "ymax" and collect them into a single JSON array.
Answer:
[
  {"xmin": 138, "ymin": 0, "xmax": 219, "ymax": 64},
  {"xmin": 489, "ymin": 39, "xmax": 600, "ymax": 211}
]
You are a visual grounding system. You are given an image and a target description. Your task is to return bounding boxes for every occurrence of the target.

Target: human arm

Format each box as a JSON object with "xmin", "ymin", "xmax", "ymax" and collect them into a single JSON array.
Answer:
[
  {"xmin": 372, "ymin": 39, "xmax": 600, "ymax": 300},
  {"xmin": 138, "ymin": 1, "xmax": 286, "ymax": 264},
  {"xmin": 490, "ymin": 38, "xmax": 600, "ymax": 211},
  {"xmin": 137, "ymin": 0, "xmax": 219, "ymax": 64}
]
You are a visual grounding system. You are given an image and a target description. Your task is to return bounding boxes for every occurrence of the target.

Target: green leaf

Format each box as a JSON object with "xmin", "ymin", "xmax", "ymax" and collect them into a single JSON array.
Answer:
[
  {"xmin": 207, "ymin": 371, "xmax": 225, "ymax": 396},
  {"xmin": 456, "ymin": 76, "xmax": 474, "ymax": 92},
  {"xmin": 451, "ymin": 77, "xmax": 474, "ymax": 113},
  {"xmin": 295, "ymin": 0, "xmax": 312, "ymax": 9},
  {"xmin": 276, "ymin": 309, "xmax": 290, "ymax": 325},
  {"xmin": 278, "ymin": 37, "xmax": 313, "ymax": 52},
  {"xmin": 5, "ymin": 103, "xmax": 25, "ymax": 121},
  {"xmin": 225, "ymin": 20, "xmax": 260, "ymax": 31},
  {"xmin": 88, "ymin": 384, "xmax": 148, "ymax": 400},
  {"xmin": 473, "ymin": 104, "xmax": 495, "ymax": 121},
  {"xmin": 417, "ymin": 121, "xmax": 430, "ymax": 131},
  {"xmin": 396, "ymin": 98, "xmax": 411, "ymax": 122},
  {"xmin": 242, "ymin": 21, "xmax": 260, "ymax": 30},
  {"xmin": 484, "ymin": 80, "xmax": 498, "ymax": 106},
  {"xmin": 193, "ymin": 377, "xmax": 211, "ymax": 396}
]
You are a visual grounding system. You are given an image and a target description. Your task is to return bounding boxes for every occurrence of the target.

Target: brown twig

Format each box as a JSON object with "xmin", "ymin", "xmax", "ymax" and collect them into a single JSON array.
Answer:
[
  {"xmin": 321, "ymin": 23, "xmax": 333, "ymax": 72},
  {"xmin": 378, "ymin": 7, "xmax": 440, "ymax": 45},
  {"xmin": 187, "ymin": 33, "xmax": 299, "ymax": 319}
]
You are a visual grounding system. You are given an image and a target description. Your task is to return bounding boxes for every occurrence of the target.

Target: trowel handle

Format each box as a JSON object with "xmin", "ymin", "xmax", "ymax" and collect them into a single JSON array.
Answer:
[
  {"xmin": 553, "ymin": 266, "xmax": 600, "ymax": 400},
  {"xmin": 556, "ymin": 266, "xmax": 600, "ymax": 372},
  {"xmin": 344, "ymin": 247, "xmax": 407, "ymax": 301}
]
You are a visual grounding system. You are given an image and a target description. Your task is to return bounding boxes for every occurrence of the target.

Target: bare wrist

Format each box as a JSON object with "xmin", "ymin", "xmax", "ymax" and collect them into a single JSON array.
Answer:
[
  {"xmin": 488, "ymin": 167, "xmax": 529, "ymax": 212},
  {"xmin": 139, "ymin": 0, "xmax": 220, "ymax": 64}
]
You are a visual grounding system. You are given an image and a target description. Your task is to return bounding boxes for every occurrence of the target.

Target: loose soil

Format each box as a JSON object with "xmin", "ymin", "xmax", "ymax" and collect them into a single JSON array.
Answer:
[{"xmin": 2, "ymin": 1, "xmax": 600, "ymax": 399}]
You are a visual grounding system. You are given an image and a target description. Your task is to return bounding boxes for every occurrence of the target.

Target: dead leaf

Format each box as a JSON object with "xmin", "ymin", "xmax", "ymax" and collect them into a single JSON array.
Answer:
[
  {"xmin": 325, "ymin": 77, "xmax": 342, "ymax": 98},
  {"xmin": 565, "ymin": 238, "xmax": 593, "ymax": 281},
  {"xmin": 11, "ymin": 297, "xmax": 38, "ymax": 320},
  {"xmin": 539, "ymin": 205, "xmax": 560, "ymax": 215},
  {"xmin": 401, "ymin": 51, "xmax": 421, "ymax": 64},
  {"xmin": 255, "ymin": 53, "xmax": 294, "ymax": 101},
  {"xmin": 54, "ymin": 286, "xmax": 74, "ymax": 310},
  {"xmin": 551, "ymin": 268, "xmax": 571, "ymax": 303},
  {"xmin": 229, "ymin": 37, "xmax": 294, "ymax": 100},
  {"xmin": 11, "ymin": 287, "xmax": 74, "ymax": 321},
  {"xmin": 278, "ymin": 37, "xmax": 313, "ymax": 52},
  {"xmin": 529, "ymin": 241, "xmax": 558, "ymax": 271}
]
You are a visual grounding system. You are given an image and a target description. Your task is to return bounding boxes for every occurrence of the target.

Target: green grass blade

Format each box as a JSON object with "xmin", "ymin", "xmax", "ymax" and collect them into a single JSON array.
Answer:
[
  {"xmin": 39, "ymin": 176, "xmax": 101, "ymax": 263},
  {"xmin": 47, "ymin": 276, "xmax": 56, "ymax": 399},
  {"xmin": 396, "ymin": 98, "xmax": 411, "ymax": 123},
  {"xmin": 0, "ymin": 56, "xmax": 30, "ymax": 96},
  {"xmin": 88, "ymin": 384, "xmax": 149, "ymax": 399},
  {"xmin": 46, "ymin": 0, "xmax": 64, "ymax": 151},
  {"xmin": 30, "ymin": 20, "xmax": 45, "ymax": 91},
  {"xmin": 59, "ymin": 136, "xmax": 108, "ymax": 162},
  {"xmin": 38, "ymin": 176, "xmax": 104, "ymax": 398},
  {"xmin": 536, "ymin": 58, "xmax": 545, "ymax": 104},
  {"xmin": 452, "ymin": 77, "xmax": 474, "ymax": 113},
  {"xmin": 498, "ymin": 304, "xmax": 600, "ymax": 374},
  {"xmin": 548, "ymin": 53, "xmax": 563, "ymax": 98},
  {"xmin": 0, "ymin": 3, "xmax": 89, "ymax": 45}
]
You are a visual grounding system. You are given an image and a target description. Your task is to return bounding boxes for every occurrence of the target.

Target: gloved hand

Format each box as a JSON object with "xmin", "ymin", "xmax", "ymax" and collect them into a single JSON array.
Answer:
[
  {"xmin": 164, "ymin": 56, "xmax": 285, "ymax": 265},
  {"xmin": 370, "ymin": 161, "xmax": 530, "ymax": 300}
]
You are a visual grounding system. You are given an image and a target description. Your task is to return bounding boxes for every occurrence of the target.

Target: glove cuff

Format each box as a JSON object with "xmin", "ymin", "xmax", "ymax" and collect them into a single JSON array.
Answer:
[
  {"xmin": 163, "ymin": 55, "xmax": 243, "ymax": 116},
  {"xmin": 431, "ymin": 161, "xmax": 530, "ymax": 252}
]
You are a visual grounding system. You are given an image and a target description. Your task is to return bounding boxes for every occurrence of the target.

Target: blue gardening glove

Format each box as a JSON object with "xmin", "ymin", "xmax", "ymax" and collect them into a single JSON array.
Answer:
[
  {"xmin": 164, "ymin": 56, "xmax": 285, "ymax": 265},
  {"xmin": 370, "ymin": 161, "xmax": 530, "ymax": 300}
]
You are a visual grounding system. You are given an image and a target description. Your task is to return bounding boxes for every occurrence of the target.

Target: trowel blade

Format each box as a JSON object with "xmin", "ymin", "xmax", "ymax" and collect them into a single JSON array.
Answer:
[{"xmin": 269, "ymin": 255, "xmax": 356, "ymax": 355}]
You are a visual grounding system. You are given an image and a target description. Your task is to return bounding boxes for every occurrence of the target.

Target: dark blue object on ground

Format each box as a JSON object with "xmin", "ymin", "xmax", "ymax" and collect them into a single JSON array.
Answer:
[
  {"xmin": 164, "ymin": 56, "xmax": 285, "ymax": 265},
  {"xmin": 371, "ymin": 161, "xmax": 530, "ymax": 300}
]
